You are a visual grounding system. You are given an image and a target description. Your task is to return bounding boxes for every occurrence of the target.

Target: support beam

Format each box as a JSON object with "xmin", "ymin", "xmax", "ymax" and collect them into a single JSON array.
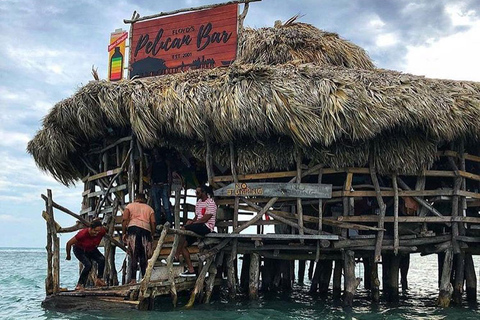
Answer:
[{"xmin": 437, "ymin": 248, "xmax": 454, "ymax": 308}]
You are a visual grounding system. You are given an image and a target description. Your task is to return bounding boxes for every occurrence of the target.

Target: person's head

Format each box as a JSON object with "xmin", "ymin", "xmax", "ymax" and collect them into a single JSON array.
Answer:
[
  {"xmin": 135, "ymin": 193, "xmax": 147, "ymax": 203},
  {"xmin": 88, "ymin": 219, "xmax": 103, "ymax": 236},
  {"xmin": 196, "ymin": 184, "xmax": 213, "ymax": 200}
]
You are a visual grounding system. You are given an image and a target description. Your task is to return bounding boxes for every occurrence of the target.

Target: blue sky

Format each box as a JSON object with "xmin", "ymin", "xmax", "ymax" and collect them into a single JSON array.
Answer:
[{"xmin": 1, "ymin": 0, "xmax": 480, "ymax": 247}]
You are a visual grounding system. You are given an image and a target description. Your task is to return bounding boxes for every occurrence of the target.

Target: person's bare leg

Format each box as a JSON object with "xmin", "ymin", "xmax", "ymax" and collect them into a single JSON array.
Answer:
[
  {"xmin": 175, "ymin": 236, "xmax": 185, "ymax": 260},
  {"xmin": 182, "ymin": 245, "xmax": 194, "ymax": 273}
]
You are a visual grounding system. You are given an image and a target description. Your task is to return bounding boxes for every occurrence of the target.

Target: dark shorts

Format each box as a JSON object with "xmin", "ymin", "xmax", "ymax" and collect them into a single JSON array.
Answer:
[{"xmin": 184, "ymin": 223, "xmax": 211, "ymax": 245}]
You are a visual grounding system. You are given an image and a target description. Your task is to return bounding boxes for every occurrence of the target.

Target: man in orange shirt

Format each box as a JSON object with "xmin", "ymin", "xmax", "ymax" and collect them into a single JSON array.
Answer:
[{"xmin": 122, "ymin": 193, "xmax": 156, "ymax": 283}]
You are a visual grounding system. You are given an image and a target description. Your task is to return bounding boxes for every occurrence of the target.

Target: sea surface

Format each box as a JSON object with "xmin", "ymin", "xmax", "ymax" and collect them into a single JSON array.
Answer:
[{"xmin": 1, "ymin": 247, "xmax": 480, "ymax": 319}]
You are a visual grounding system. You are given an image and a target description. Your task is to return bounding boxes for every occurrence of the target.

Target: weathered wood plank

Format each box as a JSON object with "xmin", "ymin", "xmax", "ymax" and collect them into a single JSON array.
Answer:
[
  {"xmin": 87, "ymin": 184, "xmax": 127, "ymax": 198},
  {"xmin": 83, "ymin": 168, "xmax": 123, "ymax": 182},
  {"xmin": 205, "ymin": 233, "xmax": 339, "ymax": 240},
  {"xmin": 214, "ymin": 182, "xmax": 332, "ymax": 198}
]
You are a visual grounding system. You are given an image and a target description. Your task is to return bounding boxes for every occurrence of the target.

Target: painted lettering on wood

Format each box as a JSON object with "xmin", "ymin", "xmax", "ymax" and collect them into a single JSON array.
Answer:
[
  {"xmin": 214, "ymin": 183, "xmax": 333, "ymax": 199},
  {"xmin": 130, "ymin": 4, "xmax": 238, "ymax": 78}
]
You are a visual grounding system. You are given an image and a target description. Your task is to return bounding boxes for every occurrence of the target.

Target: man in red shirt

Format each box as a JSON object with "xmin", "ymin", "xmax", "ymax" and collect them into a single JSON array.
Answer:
[{"xmin": 66, "ymin": 220, "xmax": 107, "ymax": 290}]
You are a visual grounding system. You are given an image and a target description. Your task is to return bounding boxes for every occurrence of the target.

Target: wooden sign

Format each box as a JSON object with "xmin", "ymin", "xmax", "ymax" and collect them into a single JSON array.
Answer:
[
  {"xmin": 108, "ymin": 29, "xmax": 128, "ymax": 81},
  {"xmin": 129, "ymin": 4, "xmax": 238, "ymax": 78},
  {"xmin": 214, "ymin": 183, "xmax": 333, "ymax": 199}
]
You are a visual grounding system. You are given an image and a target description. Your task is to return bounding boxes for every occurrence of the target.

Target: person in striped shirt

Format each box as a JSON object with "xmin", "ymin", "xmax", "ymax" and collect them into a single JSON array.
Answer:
[{"xmin": 178, "ymin": 185, "xmax": 217, "ymax": 277}]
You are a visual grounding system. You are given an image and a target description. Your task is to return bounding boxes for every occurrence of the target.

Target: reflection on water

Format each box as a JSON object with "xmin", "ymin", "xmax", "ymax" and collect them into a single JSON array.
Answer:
[{"xmin": 1, "ymin": 248, "xmax": 479, "ymax": 320}]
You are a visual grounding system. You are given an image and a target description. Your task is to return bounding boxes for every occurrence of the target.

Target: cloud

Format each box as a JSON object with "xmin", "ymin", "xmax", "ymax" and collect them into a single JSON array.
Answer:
[{"xmin": 0, "ymin": 214, "xmax": 28, "ymax": 223}]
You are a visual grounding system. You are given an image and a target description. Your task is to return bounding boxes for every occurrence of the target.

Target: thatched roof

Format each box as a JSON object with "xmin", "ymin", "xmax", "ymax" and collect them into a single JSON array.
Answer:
[{"xmin": 27, "ymin": 21, "xmax": 480, "ymax": 185}]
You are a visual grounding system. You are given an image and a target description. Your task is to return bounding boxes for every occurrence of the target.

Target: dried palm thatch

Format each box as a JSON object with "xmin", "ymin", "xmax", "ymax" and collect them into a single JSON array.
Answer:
[
  {"xmin": 27, "ymin": 22, "xmax": 480, "ymax": 185},
  {"xmin": 237, "ymin": 21, "xmax": 375, "ymax": 69}
]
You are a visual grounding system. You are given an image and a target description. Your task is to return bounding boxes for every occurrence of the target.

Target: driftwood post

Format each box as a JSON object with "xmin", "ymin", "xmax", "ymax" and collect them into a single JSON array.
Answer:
[
  {"xmin": 369, "ymin": 160, "xmax": 386, "ymax": 263},
  {"xmin": 46, "ymin": 190, "xmax": 60, "ymax": 294},
  {"xmin": 343, "ymin": 250, "xmax": 359, "ymax": 307},
  {"xmin": 437, "ymin": 248, "xmax": 454, "ymax": 307},
  {"xmin": 227, "ymin": 239, "xmax": 238, "ymax": 299},
  {"xmin": 185, "ymin": 256, "xmax": 214, "ymax": 308},
  {"xmin": 464, "ymin": 253, "xmax": 477, "ymax": 305},
  {"xmin": 295, "ymin": 147, "xmax": 305, "ymax": 239},
  {"xmin": 249, "ymin": 252, "xmax": 260, "ymax": 300},
  {"xmin": 166, "ymin": 234, "xmax": 180, "ymax": 307},
  {"xmin": 392, "ymin": 174, "xmax": 399, "ymax": 255},
  {"xmin": 138, "ymin": 222, "xmax": 170, "ymax": 309},
  {"xmin": 44, "ymin": 191, "xmax": 53, "ymax": 295},
  {"xmin": 229, "ymin": 142, "xmax": 239, "ymax": 230}
]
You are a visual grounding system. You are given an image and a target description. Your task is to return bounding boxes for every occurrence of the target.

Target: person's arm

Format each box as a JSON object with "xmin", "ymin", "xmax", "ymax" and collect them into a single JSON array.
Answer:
[
  {"xmin": 122, "ymin": 208, "xmax": 131, "ymax": 242},
  {"xmin": 150, "ymin": 211, "xmax": 156, "ymax": 236},
  {"xmin": 65, "ymin": 236, "xmax": 78, "ymax": 260},
  {"xmin": 194, "ymin": 213, "xmax": 212, "ymax": 224}
]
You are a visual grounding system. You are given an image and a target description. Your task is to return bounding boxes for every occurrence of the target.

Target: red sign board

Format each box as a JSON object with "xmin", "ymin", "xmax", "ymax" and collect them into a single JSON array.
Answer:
[{"xmin": 130, "ymin": 4, "xmax": 238, "ymax": 78}]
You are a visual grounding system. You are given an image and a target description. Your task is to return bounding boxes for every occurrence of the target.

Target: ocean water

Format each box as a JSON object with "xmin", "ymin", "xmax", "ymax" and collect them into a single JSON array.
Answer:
[{"xmin": 1, "ymin": 247, "xmax": 480, "ymax": 319}]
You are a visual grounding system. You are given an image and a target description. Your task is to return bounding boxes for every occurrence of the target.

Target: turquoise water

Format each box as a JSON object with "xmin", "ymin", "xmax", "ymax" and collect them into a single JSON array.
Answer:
[{"xmin": 1, "ymin": 248, "xmax": 480, "ymax": 319}]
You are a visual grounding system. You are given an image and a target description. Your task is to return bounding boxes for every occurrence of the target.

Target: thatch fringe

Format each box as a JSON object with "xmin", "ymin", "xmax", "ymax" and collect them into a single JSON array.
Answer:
[{"xmin": 27, "ymin": 23, "xmax": 480, "ymax": 185}]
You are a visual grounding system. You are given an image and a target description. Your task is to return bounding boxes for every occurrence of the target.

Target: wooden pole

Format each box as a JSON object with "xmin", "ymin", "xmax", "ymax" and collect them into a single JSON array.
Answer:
[
  {"xmin": 464, "ymin": 253, "xmax": 477, "ymax": 305},
  {"xmin": 249, "ymin": 252, "xmax": 260, "ymax": 300},
  {"xmin": 227, "ymin": 239, "xmax": 238, "ymax": 299},
  {"xmin": 383, "ymin": 253, "xmax": 400, "ymax": 302},
  {"xmin": 343, "ymin": 250, "xmax": 359, "ymax": 307},
  {"xmin": 318, "ymin": 166, "xmax": 324, "ymax": 231},
  {"xmin": 332, "ymin": 259, "xmax": 342, "ymax": 300},
  {"xmin": 185, "ymin": 256, "xmax": 214, "ymax": 308},
  {"xmin": 295, "ymin": 147, "xmax": 305, "ymax": 239},
  {"xmin": 400, "ymin": 253, "xmax": 410, "ymax": 292},
  {"xmin": 392, "ymin": 174, "xmax": 399, "ymax": 255},
  {"xmin": 166, "ymin": 234, "xmax": 180, "ymax": 307},
  {"xmin": 124, "ymin": 0, "xmax": 261, "ymax": 23},
  {"xmin": 138, "ymin": 222, "xmax": 170, "ymax": 306},
  {"xmin": 318, "ymin": 260, "xmax": 333, "ymax": 296},
  {"xmin": 128, "ymin": 136, "xmax": 135, "ymax": 202},
  {"xmin": 205, "ymin": 135, "xmax": 214, "ymax": 185},
  {"xmin": 298, "ymin": 260, "xmax": 306, "ymax": 285},
  {"xmin": 370, "ymin": 160, "xmax": 386, "ymax": 263},
  {"xmin": 230, "ymin": 142, "xmax": 239, "ymax": 230},
  {"xmin": 370, "ymin": 255, "xmax": 380, "ymax": 303},
  {"xmin": 437, "ymin": 248, "xmax": 454, "ymax": 307},
  {"xmin": 46, "ymin": 190, "xmax": 60, "ymax": 294},
  {"xmin": 137, "ymin": 140, "xmax": 144, "ymax": 193},
  {"xmin": 452, "ymin": 252, "xmax": 465, "ymax": 305}
]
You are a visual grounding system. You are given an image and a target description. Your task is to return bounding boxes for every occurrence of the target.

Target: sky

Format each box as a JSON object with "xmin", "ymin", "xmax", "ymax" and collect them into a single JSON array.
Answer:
[{"xmin": 0, "ymin": 0, "xmax": 480, "ymax": 248}]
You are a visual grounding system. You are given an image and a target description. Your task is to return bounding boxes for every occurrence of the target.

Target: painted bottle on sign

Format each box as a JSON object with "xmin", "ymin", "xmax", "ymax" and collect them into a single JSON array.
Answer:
[{"xmin": 109, "ymin": 47, "xmax": 123, "ymax": 81}]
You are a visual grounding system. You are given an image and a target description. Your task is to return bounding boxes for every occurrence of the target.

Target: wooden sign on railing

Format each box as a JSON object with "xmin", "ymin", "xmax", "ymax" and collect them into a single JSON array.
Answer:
[{"xmin": 214, "ymin": 182, "xmax": 333, "ymax": 199}]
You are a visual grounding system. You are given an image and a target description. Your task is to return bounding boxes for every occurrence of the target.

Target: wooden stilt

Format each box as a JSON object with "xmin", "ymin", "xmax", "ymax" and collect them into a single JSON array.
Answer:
[
  {"xmin": 185, "ymin": 256, "xmax": 214, "ymax": 308},
  {"xmin": 437, "ymin": 248, "xmax": 454, "ymax": 308},
  {"xmin": 392, "ymin": 174, "xmax": 399, "ymax": 255},
  {"xmin": 333, "ymin": 259, "xmax": 342, "ymax": 300},
  {"xmin": 298, "ymin": 260, "xmax": 306, "ymax": 285},
  {"xmin": 464, "ymin": 253, "xmax": 477, "ymax": 305},
  {"xmin": 138, "ymin": 222, "xmax": 169, "ymax": 308},
  {"xmin": 400, "ymin": 253, "xmax": 410, "ymax": 292},
  {"xmin": 249, "ymin": 252, "xmax": 260, "ymax": 300},
  {"xmin": 343, "ymin": 250, "xmax": 358, "ymax": 307},
  {"xmin": 295, "ymin": 147, "xmax": 305, "ymax": 239},
  {"xmin": 240, "ymin": 254, "xmax": 250, "ymax": 292},
  {"xmin": 204, "ymin": 253, "xmax": 222, "ymax": 303},
  {"xmin": 308, "ymin": 260, "xmax": 315, "ymax": 281},
  {"xmin": 370, "ymin": 255, "xmax": 380, "ymax": 303},
  {"xmin": 370, "ymin": 161, "xmax": 386, "ymax": 263},
  {"xmin": 309, "ymin": 262, "xmax": 320, "ymax": 293},
  {"xmin": 382, "ymin": 253, "xmax": 400, "ymax": 302},
  {"xmin": 362, "ymin": 258, "xmax": 371, "ymax": 291},
  {"xmin": 452, "ymin": 252, "xmax": 465, "ymax": 305},
  {"xmin": 167, "ymin": 234, "xmax": 180, "ymax": 307},
  {"xmin": 227, "ymin": 239, "xmax": 238, "ymax": 298},
  {"xmin": 318, "ymin": 260, "xmax": 333, "ymax": 296}
]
